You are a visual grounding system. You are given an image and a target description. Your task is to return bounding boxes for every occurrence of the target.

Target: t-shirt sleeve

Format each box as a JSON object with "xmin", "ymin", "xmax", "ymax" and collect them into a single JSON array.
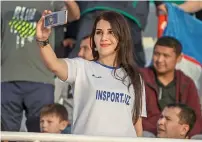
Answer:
[
  {"xmin": 62, "ymin": 57, "xmax": 84, "ymax": 84},
  {"xmin": 141, "ymin": 77, "xmax": 147, "ymax": 117}
]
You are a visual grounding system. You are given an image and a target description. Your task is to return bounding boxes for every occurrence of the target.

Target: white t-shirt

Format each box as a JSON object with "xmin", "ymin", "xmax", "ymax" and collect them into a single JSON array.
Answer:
[{"xmin": 63, "ymin": 58, "xmax": 147, "ymax": 137}]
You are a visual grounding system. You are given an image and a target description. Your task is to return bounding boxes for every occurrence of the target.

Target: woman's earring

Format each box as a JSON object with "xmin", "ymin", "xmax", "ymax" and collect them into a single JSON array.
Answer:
[{"xmin": 94, "ymin": 48, "xmax": 98, "ymax": 51}]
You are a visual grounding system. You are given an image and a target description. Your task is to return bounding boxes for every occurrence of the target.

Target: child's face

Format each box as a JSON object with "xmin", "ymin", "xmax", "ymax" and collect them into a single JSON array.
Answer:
[{"xmin": 40, "ymin": 114, "xmax": 68, "ymax": 133}]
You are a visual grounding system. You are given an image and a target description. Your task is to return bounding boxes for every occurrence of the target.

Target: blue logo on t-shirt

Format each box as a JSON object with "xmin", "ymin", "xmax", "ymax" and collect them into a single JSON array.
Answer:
[{"xmin": 96, "ymin": 90, "xmax": 131, "ymax": 105}]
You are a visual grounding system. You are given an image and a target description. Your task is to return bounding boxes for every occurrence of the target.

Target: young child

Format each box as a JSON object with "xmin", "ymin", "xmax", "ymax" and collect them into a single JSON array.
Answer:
[{"xmin": 40, "ymin": 103, "xmax": 69, "ymax": 133}]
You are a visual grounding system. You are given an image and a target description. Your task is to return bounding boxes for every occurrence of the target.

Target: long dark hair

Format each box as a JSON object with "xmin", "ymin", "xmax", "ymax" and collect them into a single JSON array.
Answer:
[{"xmin": 91, "ymin": 11, "xmax": 143, "ymax": 124}]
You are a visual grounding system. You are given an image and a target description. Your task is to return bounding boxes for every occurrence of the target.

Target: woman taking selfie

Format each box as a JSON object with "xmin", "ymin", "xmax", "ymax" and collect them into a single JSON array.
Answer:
[{"xmin": 36, "ymin": 10, "xmax": 146, "ymax": 137}]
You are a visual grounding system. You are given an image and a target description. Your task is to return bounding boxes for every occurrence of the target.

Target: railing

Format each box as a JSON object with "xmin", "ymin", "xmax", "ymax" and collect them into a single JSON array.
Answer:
[{"xmin": 1, "ymin": 131, "xmax": 201, "ymax": 142}]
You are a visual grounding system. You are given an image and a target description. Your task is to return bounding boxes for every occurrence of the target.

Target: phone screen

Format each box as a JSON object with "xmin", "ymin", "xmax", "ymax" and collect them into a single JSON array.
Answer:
[
  {"xmin": 44, "ymin": 13, "xmax": 58, "ymax": 27},
  {"xmin": 44, "ymin": 10, "xmax": 67, "ymax": 27}
]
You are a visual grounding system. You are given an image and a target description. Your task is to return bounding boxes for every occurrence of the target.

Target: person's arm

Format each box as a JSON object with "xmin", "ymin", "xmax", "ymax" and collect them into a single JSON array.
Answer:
[
  {"xmin": 154, "ymin": 1, "xmax": 167, "ymax": 15},
  {"xmin": 139, "ymin": 70, "xmax": 159, "ymax": 135},
  {"xmin": 135, "ymin": 78, "xmax": 147, "ymax": 137},
  {"xmin": 178, "ymin": 1, "xmax": 202, "ymax": 13},
  {"xmin": 64, "ymin": 0, "xmax": 80, "ymax": 22},
  {"xmin": 36, "ymin": 10, "xmax": 68, "ymax": 81},
  {"xmin": 134, "ymin": 117, "xmax": 143, "ymax": 137}
]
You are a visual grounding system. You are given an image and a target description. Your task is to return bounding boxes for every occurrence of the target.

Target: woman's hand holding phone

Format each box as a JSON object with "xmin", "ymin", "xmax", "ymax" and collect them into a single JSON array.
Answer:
[{"xmin": 36, "ymin": 10, "xmax": 52, "ymax": 41}]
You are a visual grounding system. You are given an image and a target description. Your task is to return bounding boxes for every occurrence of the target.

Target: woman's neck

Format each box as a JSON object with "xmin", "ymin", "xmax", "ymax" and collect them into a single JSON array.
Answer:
[{"xmin": 98, "ymin": 54, "xmax": 117, "ymax": 67}]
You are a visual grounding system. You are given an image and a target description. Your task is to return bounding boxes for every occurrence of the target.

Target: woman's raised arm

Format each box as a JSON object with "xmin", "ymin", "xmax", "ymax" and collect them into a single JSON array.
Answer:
[{"xmin": 36, "ymin": 10, "xmax": 68, "ymax": 81}]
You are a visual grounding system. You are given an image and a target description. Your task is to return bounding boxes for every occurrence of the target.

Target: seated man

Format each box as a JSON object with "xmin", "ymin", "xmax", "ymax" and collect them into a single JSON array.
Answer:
[
  {"xmin": 40, "ymin": 103, "xmax": 69, "ymax": 134},
  {"xmin": 78, "ymin": 35, "xmax": 94, "ymax": 60},
  {"xmin": 140, "ymin": 36, "xmax": 202, "ymax": 137},
  {"xmin": 157, "ymin": 103, "xmax": 196, "ymax": 139}
]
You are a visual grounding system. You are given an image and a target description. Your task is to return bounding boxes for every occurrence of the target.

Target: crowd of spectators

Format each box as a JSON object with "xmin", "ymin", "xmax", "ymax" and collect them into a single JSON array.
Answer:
[{"xmin": 1, "ymin": 0, "xmax": 202, "ymax": 140}]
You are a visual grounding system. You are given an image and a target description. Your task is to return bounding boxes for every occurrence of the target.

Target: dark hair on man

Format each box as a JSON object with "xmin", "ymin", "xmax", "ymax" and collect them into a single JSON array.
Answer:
[
  {"xmin": 82, "ymin": 35, "xmax": 91, "ymax": 40},
  {"xmin": 166, "ymin": 103, "xmax": 196, "ymax": 135},
  {"xmin": 40, "ymin": 103, "xmax": 68, "ymax": 121},
  {"xmin": 155, "ymin": 36, "xmax": 182, "ymax": 56},
  {"xmin": 91, "ymin": 11, "xmax": 143, "ymax": 124}
]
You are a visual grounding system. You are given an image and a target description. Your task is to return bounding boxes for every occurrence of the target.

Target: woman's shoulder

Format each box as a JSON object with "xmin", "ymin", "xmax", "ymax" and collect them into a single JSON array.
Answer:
[
  {"xmin": 64, "ymin": 57, "xmax": 93, "ymax": 63},
  {"xmin": 64, "ymin": 57, "xmax": 96, "ymax": 68}
]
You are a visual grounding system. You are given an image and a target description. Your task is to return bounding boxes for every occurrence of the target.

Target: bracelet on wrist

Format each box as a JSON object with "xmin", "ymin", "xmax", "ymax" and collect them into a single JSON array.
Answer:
[{"xmin": 36, "ymin": 39, "xmax": 49, "ymax": 47}]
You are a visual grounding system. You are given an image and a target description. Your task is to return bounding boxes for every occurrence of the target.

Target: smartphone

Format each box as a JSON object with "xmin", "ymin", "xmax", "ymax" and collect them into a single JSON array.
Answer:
[{"xmin": 44, "ymin": 10, "xmax": 68, "ymax": 27}]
